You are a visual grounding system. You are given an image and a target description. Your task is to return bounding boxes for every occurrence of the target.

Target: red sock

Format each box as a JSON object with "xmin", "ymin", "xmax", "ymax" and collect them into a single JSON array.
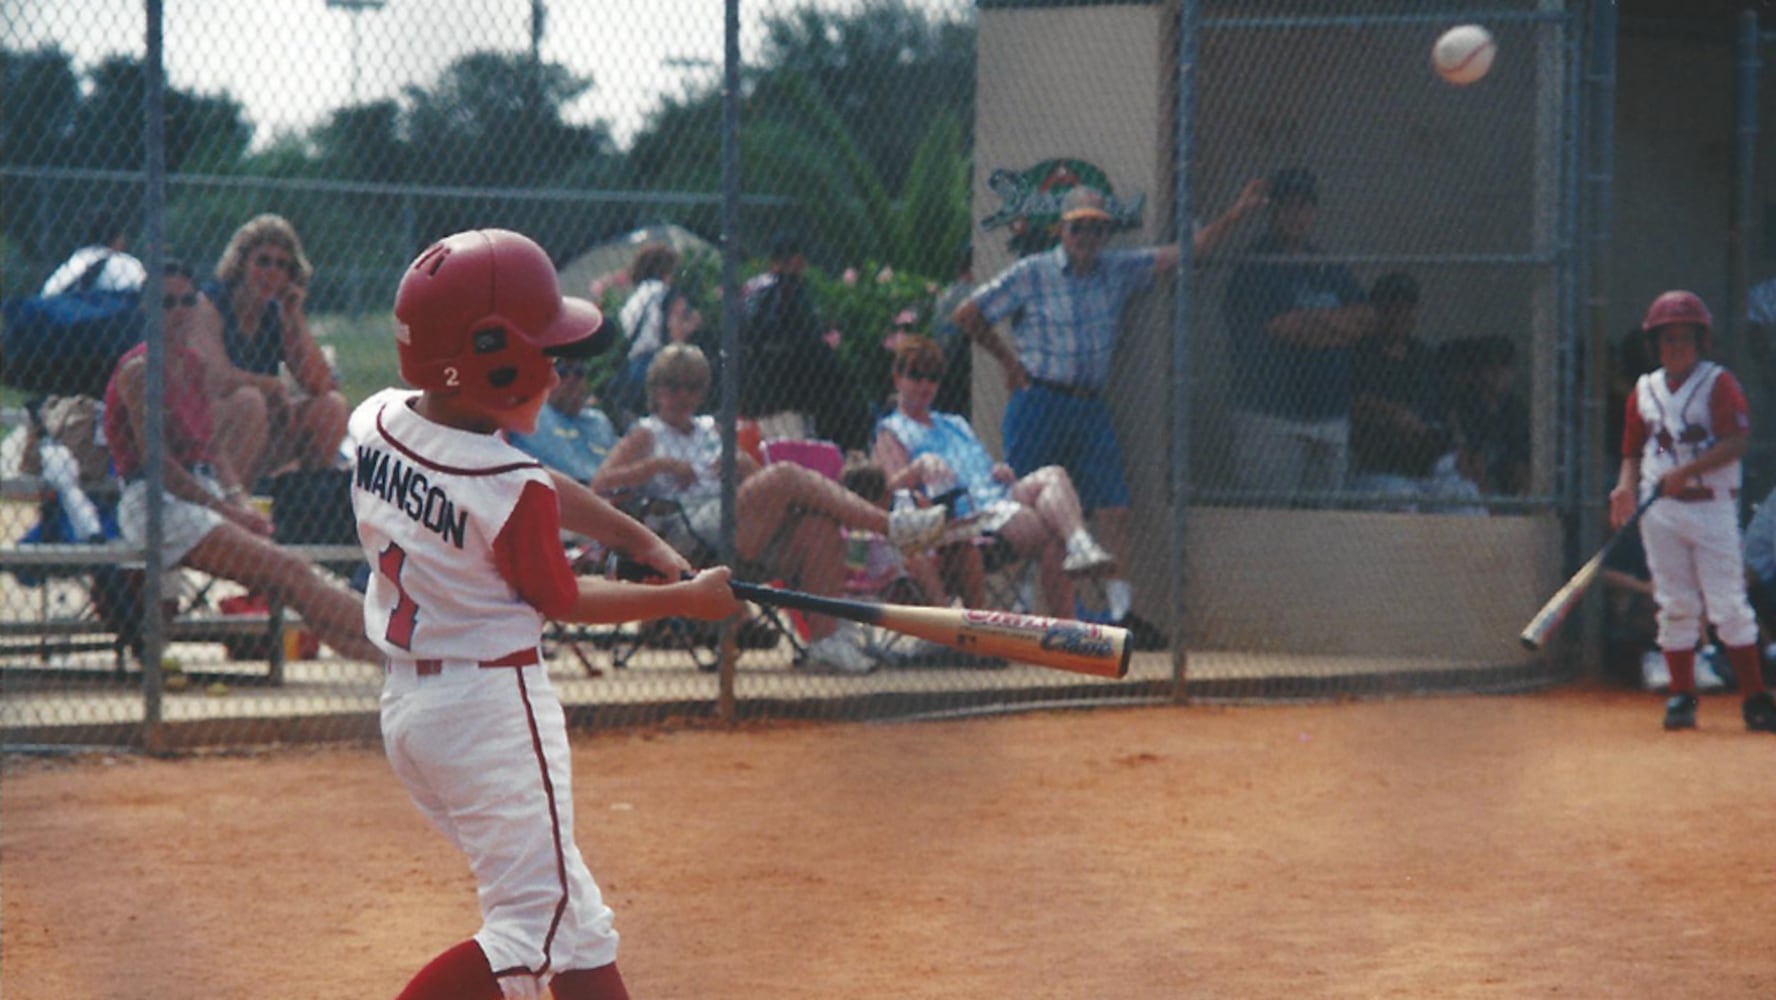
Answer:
[
  {"xmin": 1665, "ymin": 648, "xmax": 1697, "ymax": 695},
  {"xmin": 552, "ymin": 962, "xmax": 630, "ymax": 1000},
  {"xmin": 1726, "ymin": 643, "xmax": 1764, "ymax": 693},
  {"xmin": 396, "ymin": 939, "xmax": 501, "ymax": 1000}
]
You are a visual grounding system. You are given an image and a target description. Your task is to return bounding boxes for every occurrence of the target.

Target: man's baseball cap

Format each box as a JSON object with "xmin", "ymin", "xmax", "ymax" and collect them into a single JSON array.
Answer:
[
  {"xmin": 1059, "ymin": 187, "xmax": 1114, "ymax": 223},
  {"xmin": 1268, "ymin": 166, "xmax": 1319, "ymax": 204}
]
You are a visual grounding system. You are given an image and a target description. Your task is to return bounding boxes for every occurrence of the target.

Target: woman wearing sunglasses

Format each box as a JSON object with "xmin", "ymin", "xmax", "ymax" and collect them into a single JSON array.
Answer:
[
  {"xmin": 191, "ymin": 213, "xmax": 350, "ymax": 488},
  {"xmin": 874, "ymin": 335, "xmax": 1114, "ymax": 619}
]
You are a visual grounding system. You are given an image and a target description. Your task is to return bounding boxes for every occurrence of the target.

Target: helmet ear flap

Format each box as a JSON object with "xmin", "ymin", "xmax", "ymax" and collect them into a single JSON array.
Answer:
[
  {"xmin": 458, "ymin": 321, "xmax": 551, "ymax": 405},
  {"xmin": 472, "ymin": 327, "xmax": 520, "ymax": 390}
]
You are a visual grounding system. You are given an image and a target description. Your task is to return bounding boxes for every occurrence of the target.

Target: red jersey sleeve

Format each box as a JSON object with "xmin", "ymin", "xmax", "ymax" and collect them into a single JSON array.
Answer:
[
  {"xmin": 1621, "ymin": 385, "xmax": 1648, "ymax": 458},
  {"xmin": 492, "ymin": 479, "xmax": 580, "ymax": 620},
  {"xmin": 1709, "ymin": 370, "xmax": 1752, "ymax": 437}
]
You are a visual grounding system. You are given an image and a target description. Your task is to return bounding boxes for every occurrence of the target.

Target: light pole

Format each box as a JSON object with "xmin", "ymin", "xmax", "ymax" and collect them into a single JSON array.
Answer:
[{"xmin": 326, "ymin": 0, "xmax": 387, "ymax": 105}]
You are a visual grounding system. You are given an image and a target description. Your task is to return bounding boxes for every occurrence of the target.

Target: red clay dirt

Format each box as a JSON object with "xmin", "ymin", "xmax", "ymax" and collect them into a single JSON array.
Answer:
[{"xmin": 4, "ymin": 684, "xmax": 1773, "ymax": 999}]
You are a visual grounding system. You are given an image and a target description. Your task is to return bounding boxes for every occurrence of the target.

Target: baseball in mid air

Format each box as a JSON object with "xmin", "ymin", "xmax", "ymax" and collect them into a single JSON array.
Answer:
[{"xmin": 1432, "ymin": 24, "xmax": 1496, "ymax": 86}]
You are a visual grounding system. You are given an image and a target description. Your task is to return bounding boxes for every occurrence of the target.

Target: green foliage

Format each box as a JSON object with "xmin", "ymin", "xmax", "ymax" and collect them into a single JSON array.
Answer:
[
  {"xmin": 1, "ymin": 1, "xmax": 976, "ymax": 332},
  {"xmin": 757, "ymin": 1, "xmax": 976, "ymax": 194},
  {"xmin": 624, "ymin": 1, "xmax": 975, "ymax": 274},
  {"xmin": 892, "ymin": 111, "xmax": 971, "ymax": 278},
  {"xmin": 806, "ymin": 261, "xmax": 946, "ymax": 402}
]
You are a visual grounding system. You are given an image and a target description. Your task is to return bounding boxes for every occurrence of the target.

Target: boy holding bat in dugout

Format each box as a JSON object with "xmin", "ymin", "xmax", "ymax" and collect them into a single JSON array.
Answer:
[
  {"xmin": 1610, "ymin": 289, "xmax": 1776, "ymax": 733},
  {"xmin": 351, "ymin": 228, "xmax": 740, "ymax": 1000}
]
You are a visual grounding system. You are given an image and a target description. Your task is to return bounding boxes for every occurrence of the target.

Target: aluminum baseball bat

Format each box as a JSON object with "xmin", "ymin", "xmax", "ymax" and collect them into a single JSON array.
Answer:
[
  {"xmin": 728, "ymin": 580, "xmax": 1133, "ymax": 679},
  {"xmin": 1519, "ymin": 487, "xmax": 1661, "ymax": 651}
]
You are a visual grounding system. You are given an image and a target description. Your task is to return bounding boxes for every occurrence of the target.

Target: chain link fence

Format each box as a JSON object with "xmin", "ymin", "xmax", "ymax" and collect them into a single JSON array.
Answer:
[{"xmin": 2, "ymin": 0, "xmax": 1594, "ymax": 752}]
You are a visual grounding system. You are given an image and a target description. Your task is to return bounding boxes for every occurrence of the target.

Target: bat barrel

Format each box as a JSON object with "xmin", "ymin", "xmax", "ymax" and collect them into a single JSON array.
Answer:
[{"xmin": 728, "ymin": 580, "xmax": 1130, "ymax": 678}]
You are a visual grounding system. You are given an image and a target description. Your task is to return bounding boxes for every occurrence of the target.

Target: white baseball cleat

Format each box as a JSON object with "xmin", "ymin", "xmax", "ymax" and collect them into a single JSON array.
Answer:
[{"xmin": 887, "ymin": 504, "xmax": 948, "ymax": 553}]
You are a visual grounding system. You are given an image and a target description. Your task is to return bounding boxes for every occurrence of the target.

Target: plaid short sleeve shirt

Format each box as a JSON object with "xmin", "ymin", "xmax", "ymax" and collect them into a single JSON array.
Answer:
[{"xmin": 969, "ymin": 245, "xmax": 1161, "ymax": 391}]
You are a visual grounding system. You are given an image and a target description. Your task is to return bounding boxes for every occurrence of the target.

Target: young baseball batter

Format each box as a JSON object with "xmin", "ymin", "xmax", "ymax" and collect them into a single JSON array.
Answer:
[
  {"xmin": 352, "ymin": 228, "xmax": 740, "ymax": 1000},
  {"xmin": 1610, "ymin": 290, "xmax": 1776, "ymax": 733}
]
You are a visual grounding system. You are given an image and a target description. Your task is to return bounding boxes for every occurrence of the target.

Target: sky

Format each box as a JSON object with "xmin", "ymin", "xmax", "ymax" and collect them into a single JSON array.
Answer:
[{"xmin": 2, "ymin": 0, "xmax": 961, "ymax": 149}]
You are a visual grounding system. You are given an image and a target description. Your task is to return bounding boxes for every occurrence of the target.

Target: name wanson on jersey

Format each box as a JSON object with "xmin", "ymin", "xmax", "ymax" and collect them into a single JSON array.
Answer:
[{"xmin": 355, "ymin": 445, "xmax": 469, "ymax": 548}]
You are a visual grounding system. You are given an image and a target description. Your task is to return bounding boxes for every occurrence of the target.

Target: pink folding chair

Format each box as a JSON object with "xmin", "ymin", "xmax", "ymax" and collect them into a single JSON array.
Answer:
[{"xmin": 760, "ymin": 437, "xmax": 844, "ymax": 481}]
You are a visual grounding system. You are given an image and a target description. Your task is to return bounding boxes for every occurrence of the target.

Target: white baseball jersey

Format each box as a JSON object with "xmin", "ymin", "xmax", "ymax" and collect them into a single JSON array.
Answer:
[
  {"xmin": 350, "ymin": 388, "xmax": 577, "ymax": 660},
  {"xmin": 1631, "ymin": 361, "xmax": 1741, "ymax": 500},
  {"xmin": 349, "ymin": 388, "xmax": 618, "ymax": 997}
]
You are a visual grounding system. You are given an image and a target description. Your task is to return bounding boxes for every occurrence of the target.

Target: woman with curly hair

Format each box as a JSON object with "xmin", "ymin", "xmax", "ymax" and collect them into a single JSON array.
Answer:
[{"xmin": 192, "ymin": 213, "xmax": 350, "ymax": 486}]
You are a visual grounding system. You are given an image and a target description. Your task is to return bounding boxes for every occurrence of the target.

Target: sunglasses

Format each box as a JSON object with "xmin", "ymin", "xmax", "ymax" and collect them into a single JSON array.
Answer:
[
  {"xmin": 1066, "ymin": 221, "xmax": 1111, "ymax": 237},
  {"xmin": 657, "ymin": 379, "xmax": 707, "ymax": 393},
  {"xmin": 253, "ymin": 252, "xmax": 293, "ymax": 272},
  {"xmin": 162, "ymin": 293, "xmax": 198, "ymax": 310},
  {"xmin": 898, "ymin": 368, "xmax": 943, "ymax": 383}
]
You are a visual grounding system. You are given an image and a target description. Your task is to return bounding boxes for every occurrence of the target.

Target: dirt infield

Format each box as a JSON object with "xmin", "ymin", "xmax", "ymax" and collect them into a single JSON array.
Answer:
[{"xmin": 6, "ymin": 684, "xmax": 1775, "ymax": 999}]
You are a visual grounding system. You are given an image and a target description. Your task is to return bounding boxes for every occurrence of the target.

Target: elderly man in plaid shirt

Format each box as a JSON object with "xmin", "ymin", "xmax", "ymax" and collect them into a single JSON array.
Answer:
[{"xmin": 951, "ymin": 187, "xmax": 1189, "ymax": 647}]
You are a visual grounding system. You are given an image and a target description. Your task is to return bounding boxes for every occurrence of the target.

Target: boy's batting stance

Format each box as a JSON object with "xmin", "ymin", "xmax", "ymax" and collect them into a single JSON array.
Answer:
[{"xmin": 353, "ymin": 229, "xmax": 741, "ymax": 1000}]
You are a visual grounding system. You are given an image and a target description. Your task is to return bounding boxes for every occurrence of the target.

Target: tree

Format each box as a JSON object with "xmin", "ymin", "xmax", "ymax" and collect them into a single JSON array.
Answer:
[
  {"xmin": 0, "ymin": 46, "xmax": 80, "ymax": 168},
  {"xmin": 757, "ymin": 1, "xmax": 974, "ymax": 194},
  {"xmin": 625, "ymin": 1, "xmax": 975, "ymax": 276},
  {"xmin": 309, "ymin": 102, "xmax": 405, "ymax": 184},
  {"xmin": 0, "ymin": 47, "xmax": 253, "ymax": 268},
  {"xmin": 0, "ymin": 47, "xmax": 81, "ymax": 260},
  {"xmin": 401, "ymin": 51, "xmax": 613, "ymax": 190}
]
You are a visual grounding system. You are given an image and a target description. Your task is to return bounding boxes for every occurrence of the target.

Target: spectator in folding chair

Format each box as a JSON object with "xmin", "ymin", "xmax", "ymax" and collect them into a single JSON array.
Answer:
[
  {"xmin": 591, "ymin": 344, "xmax": 949, "ymax": 674},
  {"xmin": 872, "ymin": 336, "xmax": 1115, "ymax": 619},
  {"xmin": 102, "ymin": 259, "xmax": 380, "ymax": 664}
]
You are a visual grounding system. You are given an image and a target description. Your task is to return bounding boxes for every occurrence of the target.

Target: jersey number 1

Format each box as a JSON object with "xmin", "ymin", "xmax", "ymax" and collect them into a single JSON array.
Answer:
[{"xmin": 377, "ymin": 542, "xmax": 421, "ymax": 649}]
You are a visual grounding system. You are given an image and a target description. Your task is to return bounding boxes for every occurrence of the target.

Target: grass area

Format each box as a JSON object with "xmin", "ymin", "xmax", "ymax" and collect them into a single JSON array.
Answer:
[{"xmin": 311, "ymin": 310, "xmax": 402, "ymax": 407}]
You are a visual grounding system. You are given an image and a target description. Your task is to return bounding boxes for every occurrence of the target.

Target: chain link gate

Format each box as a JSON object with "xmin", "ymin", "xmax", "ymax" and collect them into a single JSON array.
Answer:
[{"xmin": 2, "ymin": 1, "xmax": 1593, "ymax": 752}]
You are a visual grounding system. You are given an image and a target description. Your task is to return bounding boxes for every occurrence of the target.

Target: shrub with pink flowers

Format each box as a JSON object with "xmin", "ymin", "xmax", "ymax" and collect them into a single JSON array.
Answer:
[{"xmin": 803, "ymin": 259, "xmax": 944, "ymax": 403}]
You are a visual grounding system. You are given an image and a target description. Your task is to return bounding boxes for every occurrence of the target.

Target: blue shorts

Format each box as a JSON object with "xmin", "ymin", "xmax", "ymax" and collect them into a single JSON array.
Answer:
[{"xmin": 1002, "ymin": 384, "xmax": 1129, "ymax": 512}]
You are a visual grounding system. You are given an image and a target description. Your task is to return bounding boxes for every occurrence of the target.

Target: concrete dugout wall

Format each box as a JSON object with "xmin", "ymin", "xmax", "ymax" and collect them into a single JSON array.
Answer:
[{"xmin": 971, "ymin": 0, "xmax": 1564, "ymax": 661}]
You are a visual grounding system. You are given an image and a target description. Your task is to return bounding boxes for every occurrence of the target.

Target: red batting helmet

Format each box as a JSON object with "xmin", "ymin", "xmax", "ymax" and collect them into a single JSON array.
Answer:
[
  {"xmin": 394, "ymin": 229, "xmax": 610, "ymax": 409},
  {"xmin": 1640, "ymin": 290, "xmax": 1713, "ymax": 348}
]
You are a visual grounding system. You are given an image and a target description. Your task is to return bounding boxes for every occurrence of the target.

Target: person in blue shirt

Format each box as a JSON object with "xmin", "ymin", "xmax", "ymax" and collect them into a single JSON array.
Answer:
[
  {"xmin": 951, "ymin": 187, "xmax": 1167, "ymax": 642},
  {"xmin": 508, "ymin": 357, "xmax": 619, "ymax": 485},
  {"xmin": 1221, "ymin": 167, "xmax": 1374, "ymax": 499},
  {"xmin": 873, "ymin": 336, "xmax": 1115, "ymax": 620}
]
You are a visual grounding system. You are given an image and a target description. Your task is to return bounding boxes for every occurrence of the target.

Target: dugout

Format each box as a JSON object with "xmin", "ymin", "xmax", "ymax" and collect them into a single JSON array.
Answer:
[{"xmin": 966, "ymin": 1, "xmax": 1766, "ymax": 669}]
